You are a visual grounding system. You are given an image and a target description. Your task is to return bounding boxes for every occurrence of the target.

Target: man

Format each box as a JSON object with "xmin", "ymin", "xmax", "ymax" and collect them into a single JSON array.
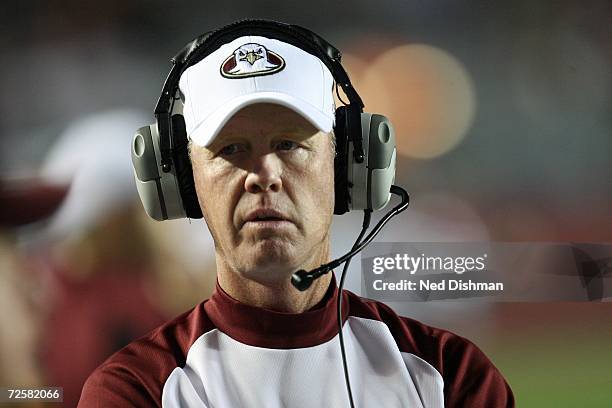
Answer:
[{"xmin": 79, "ymin": 22, "xmax": 514, "ymax": 407}]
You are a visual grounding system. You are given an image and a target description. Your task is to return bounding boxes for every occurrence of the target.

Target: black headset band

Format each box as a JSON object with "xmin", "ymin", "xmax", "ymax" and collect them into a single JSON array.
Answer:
[
  {"xmin": 157, "ymin": 19, "xmax": 363, "ymax": 110},
  {"xmin": 155, "ymin": 19, "xmax": 364, "ymax": 171}
]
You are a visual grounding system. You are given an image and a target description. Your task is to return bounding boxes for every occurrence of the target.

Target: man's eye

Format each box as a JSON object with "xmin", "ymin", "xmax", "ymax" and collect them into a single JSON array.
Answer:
[
  {"xmin": 219, "ymin": 143, "xmax": 245, "ymax": 156},
  {"xmin": 275, "ymin": 140, "xmax": 299, "ymax": 151}
]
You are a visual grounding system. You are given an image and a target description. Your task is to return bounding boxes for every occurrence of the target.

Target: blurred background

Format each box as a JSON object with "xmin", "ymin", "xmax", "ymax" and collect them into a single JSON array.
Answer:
[{"xmin": 1, "ymin": 1, "xmax": 611, "ymax": 406}]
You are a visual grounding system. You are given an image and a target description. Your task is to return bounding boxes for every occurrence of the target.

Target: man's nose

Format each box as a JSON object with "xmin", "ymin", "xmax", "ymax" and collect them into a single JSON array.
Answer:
[{"xmin": 244, "ymin": 153, "xmax": 282, "ymax": 194}]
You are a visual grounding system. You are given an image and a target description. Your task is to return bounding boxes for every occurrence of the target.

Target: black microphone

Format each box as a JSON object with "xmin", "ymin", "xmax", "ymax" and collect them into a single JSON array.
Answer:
[
  {"xmin": 291, "ymin": 185, "xmax": 409, "ymax": 291},
  {"xmin": 292, "ymin": 263, "xmax": 338, "ymax": 291}
]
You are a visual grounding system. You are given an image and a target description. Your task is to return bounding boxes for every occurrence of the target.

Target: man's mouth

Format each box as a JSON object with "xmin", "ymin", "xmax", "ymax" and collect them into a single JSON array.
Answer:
[{"xmin": 242, "ymin": 209, "xmax": 293, "ymax": 228}]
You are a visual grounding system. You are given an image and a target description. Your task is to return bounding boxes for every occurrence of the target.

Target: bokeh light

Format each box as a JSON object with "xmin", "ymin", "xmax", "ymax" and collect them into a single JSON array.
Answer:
[{"xmin": 360, "ymin": 44, "xmax": 476, "ymax": 159}]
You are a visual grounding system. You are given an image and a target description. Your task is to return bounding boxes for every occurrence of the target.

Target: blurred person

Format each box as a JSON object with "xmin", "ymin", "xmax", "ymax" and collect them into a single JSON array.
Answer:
[
  {"xmin": 34, "ymin": 109, "xmax": 170, "ymax": 407},
  {"xmin": 0, "ymin": 177, "xmax": 69, "ymax": 404},
  {"xmin": 79, "ymin": 20, "xmax": 513, "ymax": 407},
  {"xmin": 135, "ymin": 214, "xmax": 217, "ymax": 316}
]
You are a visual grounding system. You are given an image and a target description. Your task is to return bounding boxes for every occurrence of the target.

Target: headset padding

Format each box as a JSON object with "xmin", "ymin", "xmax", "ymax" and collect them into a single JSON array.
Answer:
[{"xmin": 171, "ymin": 115, "xmax": 203, "ymax": 219}]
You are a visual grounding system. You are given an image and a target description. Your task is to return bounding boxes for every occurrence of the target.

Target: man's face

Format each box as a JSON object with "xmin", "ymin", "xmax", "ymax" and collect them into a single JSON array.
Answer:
[{"xmin": 189, "ymin": 103, "xmax": 335, "ymax": 283}]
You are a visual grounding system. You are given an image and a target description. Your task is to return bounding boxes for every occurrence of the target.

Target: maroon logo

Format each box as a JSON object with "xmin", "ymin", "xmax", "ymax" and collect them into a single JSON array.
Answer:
[{"xmin": 220, "ymin": 43, "xmax": 285, "ymax": 79}]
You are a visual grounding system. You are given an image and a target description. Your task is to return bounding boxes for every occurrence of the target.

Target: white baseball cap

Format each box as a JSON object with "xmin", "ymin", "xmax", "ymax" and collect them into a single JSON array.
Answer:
[{"xmin": 179, "ymin": 35, "xmax": 336, "ymax": 147}]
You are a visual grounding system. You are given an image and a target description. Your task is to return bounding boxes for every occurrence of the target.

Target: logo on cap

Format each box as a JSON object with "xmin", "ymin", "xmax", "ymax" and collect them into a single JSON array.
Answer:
[{"xmin": 220, "ymin": 43, "xmax": 285, "ymax": 79}]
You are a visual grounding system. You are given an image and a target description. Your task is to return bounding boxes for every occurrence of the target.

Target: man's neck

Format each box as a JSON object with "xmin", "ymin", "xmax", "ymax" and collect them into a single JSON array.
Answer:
[{"xmin": 217, "ymin": 268, "xmax": 332, "ymax": 314}]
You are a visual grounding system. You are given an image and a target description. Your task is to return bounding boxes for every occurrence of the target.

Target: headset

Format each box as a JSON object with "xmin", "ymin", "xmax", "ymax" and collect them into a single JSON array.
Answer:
[
  {"xmin": 131, "ymin": 19, "xmax": 397, "ymax": 221},
  {"xmin": 131, "ymin": 19, "xmax": 408, "ymax": 408}
]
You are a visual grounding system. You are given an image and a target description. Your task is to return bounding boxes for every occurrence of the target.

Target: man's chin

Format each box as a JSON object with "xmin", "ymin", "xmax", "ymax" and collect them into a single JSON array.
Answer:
[
  {"xmin": 250, "ymin": 237, "xmax": 297, "ymax": 258},
  {"xmin": 238, "ymin": 249, "xmax": 302, "ymax": 283},
  {"xmin": 230, "ymin": 238, "xmax": 328, "ymax": 284}
]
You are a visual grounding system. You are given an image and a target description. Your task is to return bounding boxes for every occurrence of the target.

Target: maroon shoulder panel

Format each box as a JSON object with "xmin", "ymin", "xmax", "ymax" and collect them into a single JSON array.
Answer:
[
  {"xmin": 77, "ymin": 301, "xmax": 216, "ymax": 407},
  {"xmin": 344, "ymin": 291, "xmax": 515, "ymax": 408}
]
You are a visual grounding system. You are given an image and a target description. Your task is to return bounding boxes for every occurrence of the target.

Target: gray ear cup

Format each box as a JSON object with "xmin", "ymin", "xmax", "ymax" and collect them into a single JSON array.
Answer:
[
  {"xmin": 131, "ymin": 124, "xmax": 186, "ymax": 220},
  {"xmin": 347, "ymin": 113, "xmax": 396, "ymax": 211},
  {"xmin": 366, "ymin": 114, "xmax": 396, "ymax": 210}
]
